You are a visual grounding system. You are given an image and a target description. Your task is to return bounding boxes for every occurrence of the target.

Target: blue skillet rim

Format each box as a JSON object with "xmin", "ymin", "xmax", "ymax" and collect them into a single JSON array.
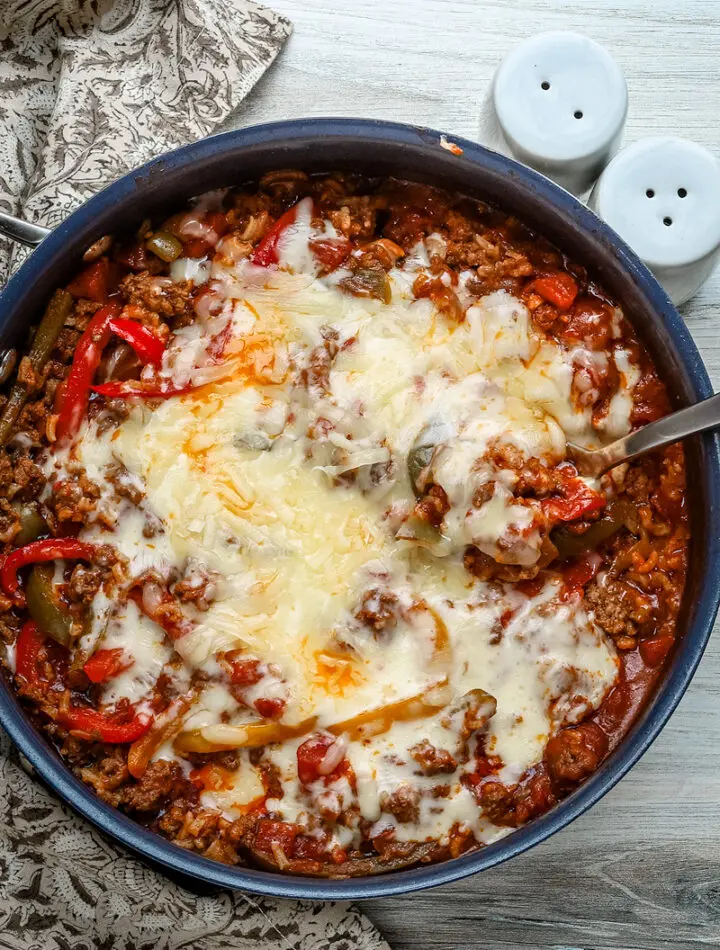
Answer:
[{"xmin": 0, "ymin": 118, "xmax": 718, "ymax": 900}]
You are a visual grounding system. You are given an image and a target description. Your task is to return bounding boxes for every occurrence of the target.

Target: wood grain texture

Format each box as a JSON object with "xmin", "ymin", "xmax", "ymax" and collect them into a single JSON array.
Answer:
[{"xmin": 223, "ymin": 2, "xmax": 720, "ymax": 945}]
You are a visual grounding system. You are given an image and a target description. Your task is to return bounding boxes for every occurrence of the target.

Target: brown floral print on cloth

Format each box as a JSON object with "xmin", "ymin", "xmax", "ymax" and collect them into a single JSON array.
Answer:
[{"xmin": 0, "ymin": 0, "xmax": 292, "ymax": 283}]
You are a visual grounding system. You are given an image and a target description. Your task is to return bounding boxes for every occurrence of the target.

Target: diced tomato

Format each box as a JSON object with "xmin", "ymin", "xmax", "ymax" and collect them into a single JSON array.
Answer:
[
  {"xmin": 296, "ymin": 733, "xmax": 333, "ymax": 784},
  {"xmin": 515, "ymin": 575, "xmax": 546, "ymax": 598},
  {"xmin": 182, "ymin": 237, "xmax": 212, "ymax": 259},
  {"xmin": 253, "ymin": 819, "xmax": 298, "ymax": 855},
  {"xmin": 83, "ymin": 648, "xmax": 133, "ymax": 684},
  {"xmin": 528, "ymin": 271, "xmax": 578, "ymax": 310},
  {"xmin": 254, "ymin": 696, "xmax": 286, "ymax": 719},
  {"xmin": 296, "ymin": 732, "xmax": 350, "ymax": 785},
  {"xmin": 115, "ymin": 242, "xmax": 148, "ymax": 272},
  {"xmin": 639, "ymin": 636, "xmax": 674, "ymax": 668},
  {"xmin": 309, "ymin": 236, "xmax": 352, "ymax": 272},
  {"xmin": 561, "ymin": 296, "xmax": 613, "ymax": 350},
  {"xmin": 293, "ymin": 833, "xmax": 347, "ymax": 864},
  {"xmin": 542, "ymin": 467, "xmax": 606, "ymax": 524},
  {"xmin": 205, "ymin": 211, "xmax": 229, "ymax": 238},
  {"xmin": 66, "ymin": 258, "xmax": 110, "ymax": 302},
  {"xmin": 223, "ymin": 652, "xmax": 263, "ymax": 687},
  {"xmin": 463, "ymin": 757, "xmax": 495, "ymax": 791}
]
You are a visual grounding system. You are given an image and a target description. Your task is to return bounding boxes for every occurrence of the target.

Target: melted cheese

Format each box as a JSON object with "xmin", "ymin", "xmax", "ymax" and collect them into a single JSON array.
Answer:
[{"xmin": 41, "ymin": 222, "xmax": 637, "ymax": 852}]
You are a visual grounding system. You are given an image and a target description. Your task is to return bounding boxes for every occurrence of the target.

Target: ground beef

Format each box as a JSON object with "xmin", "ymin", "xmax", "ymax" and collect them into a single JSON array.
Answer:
[
  {"xmin": 172, "ymin": 562, "xmax": 217, "ymax": 611},
  {"xmin": 355, "ymin": 588, "xmax": 399, "ymax": 635},
  {"xmin": 157, "ymin": 803, "xmax": 246, "ymax": 865},
  {"xmin": 119, "ymin": 760, "xmax": 193, "ymax": 813},
  {"xmin": 585, "ymin": 574, "xmax": 654, "ymax": 642},
  {"xmin": 446, "ymin": 229, "xmax": 534, "ymax": 284},
  {"xmin": 411, "ymin": 739, "xmax": 457, "ymax": 776},
  {"xmin": 0, "ymin": 499, "xmax": 20, "ymax": 544},
  {"xmin": 79, "ymin": 748, "xmax": 130, "ymax": 804},
  {"xmin": 106, "ymin": 462, "xmax": 144, "ymax": 505},
  {"xmin": 479, "ymin": 767, "xmax": 556, "ymax": 828},
  {"xmin": 380, "ymin": 784, "xmax": 420, "ymax": 824},
  {"xmin": 302, "ymin": 340, "xmax": 336, "ymax": 395},
  {"xmin": 49, "ymin": 473, "xmax": 101, "ymax": 523},
  {"xmin": 5, "ymin": 455, "xmax": 46, "ymax": 502},
  {"xmin": 413, "ymin": 484, "xmax": 450, "ymax": 528},
  {"xmin": 585, "ymin": 576, "xmax": 635, "ymax": 636},
  {"xmin": 66, "ymin": 564, "xmax": 105, "ymax": 604},
  {"xmin": 95, "ymin": 398, "xmax": 131, "ymax": 434},
  {"xmin": 119, "ymin": 273, "xmax": 194, "ymax": 322},
  {"xmin": 326, "ymin": 197, "xmax": 378, "ymax": 239},
  {"xmin": 516, "ymin": 458, "xmax": 557, "ymax": 497}
]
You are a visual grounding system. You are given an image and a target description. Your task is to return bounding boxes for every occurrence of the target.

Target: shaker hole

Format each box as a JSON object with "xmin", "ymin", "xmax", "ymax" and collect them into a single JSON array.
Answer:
[
  {"xmin": 541, "ymin": 81, "xmax": 551, "ymax": 90},
  {"xmin": 663, "ymin": 217, "xmax": 673, "ymax": 226},
  {"xmin": 646, "ymin": 189, "xmax": 655, "ymax": 198},
  {"xmin": 574, "ymin": 110, "xmax": 583, "ymax": 119},
  {"xmin": 678, "ymin": 187, "xmax": 687, "ymax": 198}
]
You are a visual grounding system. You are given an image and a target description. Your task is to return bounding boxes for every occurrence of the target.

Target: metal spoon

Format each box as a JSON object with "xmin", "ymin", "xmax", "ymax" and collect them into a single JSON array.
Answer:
[
  {"xmin": 0, "ymin": 211, "xmax": 50, "ymax": 247},
  {"xmin": 568, "ymin": 391, "xmax": 720, "ymax": 477}
]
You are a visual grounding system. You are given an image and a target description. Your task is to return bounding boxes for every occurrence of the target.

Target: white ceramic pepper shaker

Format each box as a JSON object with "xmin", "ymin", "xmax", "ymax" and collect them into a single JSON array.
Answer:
[
  {"xmin": 589, "ymin": 137, "xmax": 720, "ymax": 306},
  {"xmin": 492, "ymin": 31, "xmax": 628, "ymax": 195}
]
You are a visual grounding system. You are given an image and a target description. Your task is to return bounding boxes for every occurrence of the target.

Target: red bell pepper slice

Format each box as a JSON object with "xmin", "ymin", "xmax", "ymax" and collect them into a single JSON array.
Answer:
[
  {"xmin": 250, "ymin": 198, "xmax": 312, "ymax": 267},
  {"xmin": 66, "ymin": 259, "xmax": 110, "ymax": 303},
  {"xmin": 542, "ymin": 469, "xmax": 606, "ymax": 524},
  {"xmin": 58, "ymin": 705, "xmax": 152, "ymax": 743},
  {"xmin": 55, "ymin": 302, "xmax": 122, "ymax": 442},
  {"xmin": 1, "ymin": 538, "xmax": 97, "ymax": 606},
  {"xmin": 83, "ymin": 648, "xmax": 133, "ymax": 684},
  {"xmin": 528, "ymin": 271, "xmax": 579, "ymax": 310},
  {"xmin": 108, "ymin": 318, "xmax": 166, "ymax": 366},
  {"xmin": 92, "ymin": 380, "xmax": 191, "ymax": 399},
  {"xmin": 561, "ymin": 553, "xmax": 602, "ymax": 601},
  {"xmin": 15, "ymin": 620, "xmax": 49, "ymax": 686}
]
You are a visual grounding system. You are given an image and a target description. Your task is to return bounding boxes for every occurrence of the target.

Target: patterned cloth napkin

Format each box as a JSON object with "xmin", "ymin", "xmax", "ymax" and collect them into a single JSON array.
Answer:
[{"xmin": 0, "ymin": 3, "xmax": 390, "ymax": 947}]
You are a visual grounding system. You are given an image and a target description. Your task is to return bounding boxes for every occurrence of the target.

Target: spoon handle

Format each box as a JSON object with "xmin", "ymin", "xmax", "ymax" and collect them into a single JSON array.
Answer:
[
  {"xmin": 0, "ymin": 212, "xmax": 51, "ymax": 248},
  {"xmin": 596, "ymin": 391, "xmax": 720, "ymax": 474}
]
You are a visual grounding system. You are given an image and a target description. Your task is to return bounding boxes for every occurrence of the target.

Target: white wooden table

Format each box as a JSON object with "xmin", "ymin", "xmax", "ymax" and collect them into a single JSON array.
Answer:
[{"xmin": 227, "ymin": 2, "xmax": 720, "ymax": 946}]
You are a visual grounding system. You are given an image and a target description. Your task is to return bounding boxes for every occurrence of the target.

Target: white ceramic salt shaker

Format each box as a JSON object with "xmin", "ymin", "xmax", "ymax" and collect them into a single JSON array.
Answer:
[
  {"xmin": 492, "ymin": 31, "xmax": 628, "ymax": 195},
  {"xmin": 589, "ymin": 137, "xmax": 720, "ymax": 306}
]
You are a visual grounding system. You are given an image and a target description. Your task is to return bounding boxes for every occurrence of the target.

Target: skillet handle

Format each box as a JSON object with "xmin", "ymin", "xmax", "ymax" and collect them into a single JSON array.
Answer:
[{"xmin": 0, "ymin": 211, "xmax": 51, "ymax": 248}]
